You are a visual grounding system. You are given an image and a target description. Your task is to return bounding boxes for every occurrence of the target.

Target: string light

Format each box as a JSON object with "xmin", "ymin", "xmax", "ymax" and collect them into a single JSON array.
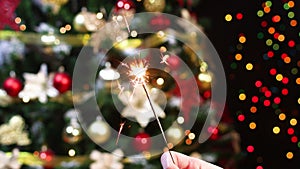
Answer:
[
  {"xmin": 225, "ymin": 14, "xmax": 233, "ymax": 21},
  {"xmin": 286, "ymin": 152, "xmax": 293, "ymax": 159},
  {"xmin": 249, "ymin": 122, "xmax": 257, "ymax": 129},
  {"xmin": 235, "ymin": 53, "xmax": 243, "ymax": 60},
  {"xmin": 239, "ymin": 93, "xmax": 247, "ymax": 100},
  {"xmin": 250, "ymin": 106, "xmax": 257, "ymax": 113},
  {"xmin": 290, "ymin": 118, "xmax": 297, "ymax": 126},
  {"xmin": 273, "ymin": 126, "xmax": 280, "ymax": 134},
  {"xmin": 279, "ymin": 113, "xmax": 286, "ymax": 121},
  {"xmin": 247, "ymin": 145, "xmax": 255, "ymax": 153},
  {"xmin": 246, "ymin": 63, "xmax": 253, "ymax": 70}
]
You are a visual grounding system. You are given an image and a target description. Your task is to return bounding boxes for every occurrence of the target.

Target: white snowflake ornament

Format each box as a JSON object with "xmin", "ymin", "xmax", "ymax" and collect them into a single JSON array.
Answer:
[
  {"xmin": 89, "ymin": 149, "xmax": 124, "ymax": 169},
  {"xmin": 0, "ymin": 149, "xmax": 21, "ymax": 169},
  {"xmin": 18, "ymin": 64, "xmax": 59, "ymax": 103},
  {"xmin": 118, "ymin": 85, "xmax": 166, "ymax": 127}
]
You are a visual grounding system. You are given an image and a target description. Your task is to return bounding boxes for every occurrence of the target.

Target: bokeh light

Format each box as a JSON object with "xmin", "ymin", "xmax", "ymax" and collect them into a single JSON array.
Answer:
[
  {"xmin": 286, "ymin": 152, "xmax": 294, "ymax": 159},
  {"xmin": 279, "ymin": 113, "xmax": 286, "ymax": 121},
  {"xmin": 247, "ymin": 145, "xmax": 255, "ymax": 153},
  {"xmin": 291, "ymin": 136, "xmax": 298, "ymax": 143},
  {"xmin": 246, "ymin": 63, "xmax": 254, "ymax": 70},
  {"xmin": 225, "ymin": 14, "xmax": 233, "ymax": 21},
  {"xmin": 238, "ymin": 114, "xmax": 245, "ymax": 122},
  {"xmin": 250, "ymin": 106, "xmax": 257, "ymax": 113},
  {"xmin": 235, "ymin": 53, "xmax": 243, "ymax": 60},
  {"xmin": 287, "ymin": 128, "xmax": 294, "ymax": 135},
  {"xmin": 239, "ymin": 93, "xmax": 247, "ymax": 100},
  {"xmin": 236, "ymin": 13, "xmax": 243, "ymax": 20},
  {"xmin": 252, "ymin": 96, "xmax": 259, "ymax": 103},
  {"xmin": 273, "ymin": 126, "xmax": 280, "ymax": 134},
  {"xmin": 228, "ymin": 0, "xmax": 299, "ymax": 166},
  {"xmin": 290, "ymin": 118, "xmax": 297, "ymax": 126},
  {"xmin": 249, "ymin": 122, "xmax": 257, "ymax": 129}
]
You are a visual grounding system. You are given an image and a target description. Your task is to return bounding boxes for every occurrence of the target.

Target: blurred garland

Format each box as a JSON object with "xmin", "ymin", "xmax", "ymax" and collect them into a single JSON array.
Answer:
[{"xmin": 0, "ymin": 30, "xmax": 90, "ymax": 47}]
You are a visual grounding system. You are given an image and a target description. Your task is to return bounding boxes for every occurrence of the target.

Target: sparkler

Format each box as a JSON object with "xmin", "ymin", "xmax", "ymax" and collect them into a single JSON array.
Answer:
[
  {"xmin": 112, "ymin": 14, "xmax": 175, "ymax": 163},
  {"xmin": 122, "ymin": 57, "xmax": 175, "ymax": 164},
  {"xmin": 116, "ymin": 121, "xmax": 126, "ymax": 145}
]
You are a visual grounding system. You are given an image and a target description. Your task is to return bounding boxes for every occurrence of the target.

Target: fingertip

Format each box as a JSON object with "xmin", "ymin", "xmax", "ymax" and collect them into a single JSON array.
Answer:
[
  {"xmin": 160, "ymin": 152, "xmax": 168, "ymax": 168},
  {"xmin": 160, "ymin": 151, "xmax": 179, "ymax": 169}
]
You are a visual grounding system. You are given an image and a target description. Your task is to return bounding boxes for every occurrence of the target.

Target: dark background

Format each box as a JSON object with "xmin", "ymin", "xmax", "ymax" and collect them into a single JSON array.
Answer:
[{"xmin": 196, "ymin": 0, "xmax": 300, "ymax": 168}]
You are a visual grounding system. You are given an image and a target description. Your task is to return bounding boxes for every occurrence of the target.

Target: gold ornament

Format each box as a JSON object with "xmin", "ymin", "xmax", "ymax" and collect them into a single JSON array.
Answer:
[
  {"xmin": 198, "ymin": 71, "xmax": 212, "ymax": 92},
  {"xmin": 90, "ymin": 149, "xmax": 124, "ymax": 169},
  {"xmin": 41, "ymin": 0, "xmax": 69, "ymax": 14},
  {"xmin": 166, "ymin": 123, "xmax": 184, "ymax": 145},
  {"xmin": 87, "ymin": 117, "xmax": 111, "ymax": 144},
  {"xmin": 143, "ymin": 0, "xmax": 166, "ymax": 12},
  {"xmin": 62, "ymin": 118, "xmax": 83, "ymax": 144},
  {"xmin": 73, "ymin": 12, "xmax": 88, "ymax": 33},
  {"xmin": 0, "ymin": 89, "xmax": 13, "ymax": 107},
  {"xmin": 118, "ymin": 85, "xmax": 166, "ymax": 128}
]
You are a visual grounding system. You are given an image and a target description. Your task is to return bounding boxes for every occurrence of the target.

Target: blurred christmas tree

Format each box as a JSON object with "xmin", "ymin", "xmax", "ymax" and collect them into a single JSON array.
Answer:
[{"xmin": 0, "ymin": 0, "xmax": 242, "ymax": 168}]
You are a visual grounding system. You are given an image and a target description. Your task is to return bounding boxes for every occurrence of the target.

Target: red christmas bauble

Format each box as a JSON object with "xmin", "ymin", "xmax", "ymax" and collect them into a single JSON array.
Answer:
[
  {"xmin": 115, "ymin": 0, "xmax": 134, "ymax": 11},
  {"xmin": 37, "ymin": 145, "xmax": 55, "ymax": 169},
  {"xmin": 167, "ymin": 55, "xmax": 181, "ymax": 70},
  {"xmin": 150, "ymin": 15, "xmax": 171, "ymax": 31},
  {"xmin": 53, "ymin": 72, "xmax": 72, "ymax": 93},
  {"xmin": 3, "ymin": 77, "xmax": 23, "ymax": 97},
  {"xmin": 133, "ymin": 132, "xmax": 151, "ymax": 152},
  {"xmin": 39, "ymin": 149, "xmax": 54, "ymax": 162}
]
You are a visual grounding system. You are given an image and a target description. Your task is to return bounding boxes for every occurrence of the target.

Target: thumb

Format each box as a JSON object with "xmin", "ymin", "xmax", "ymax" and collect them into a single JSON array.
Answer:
[{"xmin": 160, "ymin": 151, "xmax": 179, "ymax": 169}]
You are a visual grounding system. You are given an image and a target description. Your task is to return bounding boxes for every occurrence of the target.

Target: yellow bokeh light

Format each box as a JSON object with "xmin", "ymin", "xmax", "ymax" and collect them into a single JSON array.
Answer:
[
  {"xmin": 273, "ymin": 126, "xmax": 280, "ymax": 134},
  {"xmin": 278, "ymin": 34, "xmax": 285, "ymax": 42},
  {"xmin": 279, "ymin": 113, "xmax": 286, "ymax": 121},
  {"xmin": 290, "ymin": 118, "xmax": 297, "ymax": 126},
  {"xmin": 225, "ymin": 14, "xmax": 233, "ymax": 21},
  {"xmin": 286, "ymin": 152, "xmax": 293, "ymax": 159},
  {"xmin": 246, "ymin": 63, "xmax": 253, "ymax": 70},
  {"xmin": 239, "ymin": 93, "xmax": 246, "ymax": 101},
  {"xmin": 239, "ymin": 36, "xmax": 246, "ymax": 43},
  {"xmin": 235, "ymin": 53, "xmax": 243, "ymax": 61},
  {"xmin": 249, "ymin": 122, "xmax": 256, "ymax": 129},
  {"xmin": 276, "ymin": 74, "xmax": 283, "ymax": 81},
  {"xmin": 160, "ymin": 46, "xmax": 167, "ymax": 53},
  {"xmin": 298, "ymin": 98, "xmax": 300, "ymax": 104}
]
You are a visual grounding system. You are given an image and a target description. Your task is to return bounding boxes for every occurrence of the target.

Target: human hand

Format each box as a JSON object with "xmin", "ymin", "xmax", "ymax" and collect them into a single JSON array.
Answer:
[{"xmin": 161, "ymin": 151, "xmax": 222, "ymax": 169}]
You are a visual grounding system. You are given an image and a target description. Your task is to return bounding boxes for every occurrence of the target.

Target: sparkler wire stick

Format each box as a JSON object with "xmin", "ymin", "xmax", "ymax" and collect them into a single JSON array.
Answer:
[
  {"xmin": 116, "ymin": 121, "xmax": 126, "ymax": 145},
  {"xmin": 141, "ymin": 84, "xmax": 175, "ymax": 164}
]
